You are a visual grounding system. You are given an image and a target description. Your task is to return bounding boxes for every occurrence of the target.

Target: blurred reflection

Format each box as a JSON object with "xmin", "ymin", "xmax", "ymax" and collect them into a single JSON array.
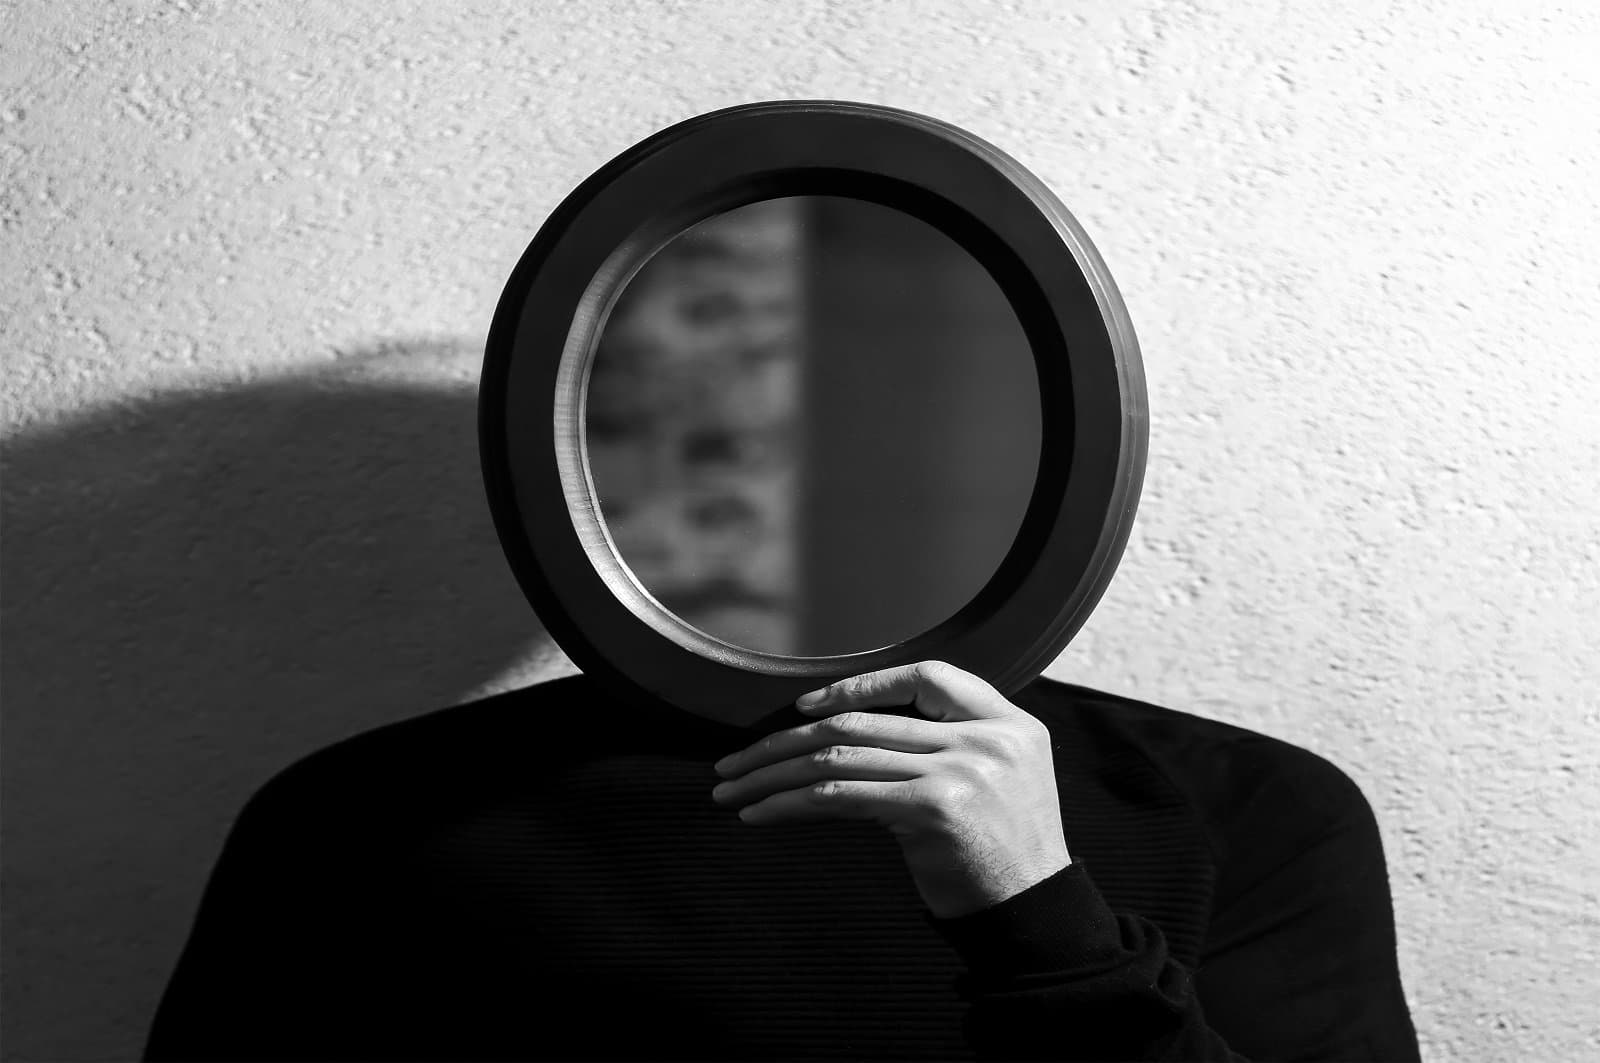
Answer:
[{"xmin": 586, "ymin": 195, "xmax": 1040, "ymax": 656}]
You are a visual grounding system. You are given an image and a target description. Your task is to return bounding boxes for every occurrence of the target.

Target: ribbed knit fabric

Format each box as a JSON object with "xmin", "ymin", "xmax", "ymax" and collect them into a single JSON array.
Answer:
[{"xmin": 145, "ymin": 675, "xmax": 1420, "ymax": 1062}]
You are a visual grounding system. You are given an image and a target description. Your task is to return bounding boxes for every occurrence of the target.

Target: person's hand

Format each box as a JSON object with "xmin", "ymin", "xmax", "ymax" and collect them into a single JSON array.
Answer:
[{"xmin": 712, "ymin": 661, "xmax": 1070, "ymax": 918}]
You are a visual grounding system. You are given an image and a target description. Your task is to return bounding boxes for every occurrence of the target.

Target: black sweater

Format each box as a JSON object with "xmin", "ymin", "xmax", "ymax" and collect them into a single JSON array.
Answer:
[{"xmin": 145, "ymin": 675, "xmax": 1420, "ymax": 1061}]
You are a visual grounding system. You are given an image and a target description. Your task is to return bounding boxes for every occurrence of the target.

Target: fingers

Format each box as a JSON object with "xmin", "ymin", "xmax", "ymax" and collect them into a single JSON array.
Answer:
[
  {"xmin": 734, "ymin": 778, "xmax": 932, "ymax": 827},
  {"xmin": 714, "ymin": 709, "xmax": 948, "ymax": 779},
  {"xmin": 713, "ymin": 744, "xmax": 929, "ymax": 811},
  {"xmin": 795, "ymin": 661, "xmax": 1015, "ymax": 722}
]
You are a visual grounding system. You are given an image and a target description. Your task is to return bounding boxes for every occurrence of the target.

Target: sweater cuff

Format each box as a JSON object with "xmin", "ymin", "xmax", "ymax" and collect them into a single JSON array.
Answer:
[{"xmin": 925, "ymin": 862, "xmax": 1128, "ymax": 983}]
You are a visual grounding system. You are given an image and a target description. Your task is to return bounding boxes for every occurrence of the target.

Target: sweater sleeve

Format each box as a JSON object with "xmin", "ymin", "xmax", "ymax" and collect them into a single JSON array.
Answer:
[
  {"xmin": 928, "ymin": 759, "xmax": 1420, "ymax": 1063},
  {"xmin": 930, "ymin": 862, "xmax": 1243, "ymax": 1061},
  {"xmin": 1191, "ymin": 742, "xmax": 1421, "ymax": 1062}
]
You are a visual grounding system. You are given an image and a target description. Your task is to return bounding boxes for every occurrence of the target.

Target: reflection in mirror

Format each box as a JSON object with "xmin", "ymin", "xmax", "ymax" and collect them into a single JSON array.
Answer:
[{"xmin": 584, "ymin": 196, "xmax": 1041, "ymax": 657}]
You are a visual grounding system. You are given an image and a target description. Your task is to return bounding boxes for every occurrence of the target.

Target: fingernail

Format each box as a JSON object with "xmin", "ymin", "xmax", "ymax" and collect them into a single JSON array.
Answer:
[
  {"xmin": 712, "ymin": 756, "xmax": 732, "ymax": 775},
  {"xmin": 711, "ymin": 783, "xmax": 728, "ymax": 803},
  {"xmin": 796, "ymin": 688, "xmax": 829, "ymax": 710}
]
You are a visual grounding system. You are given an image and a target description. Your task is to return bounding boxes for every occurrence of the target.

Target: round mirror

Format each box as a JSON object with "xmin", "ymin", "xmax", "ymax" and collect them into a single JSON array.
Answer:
[
  {"xmin": 584, "ymin": 196, "xmax": 1042, "ymax": 657},
  {"xmin": 481, "ymin": 100, "xmax": 1145, "ymax": 725}
]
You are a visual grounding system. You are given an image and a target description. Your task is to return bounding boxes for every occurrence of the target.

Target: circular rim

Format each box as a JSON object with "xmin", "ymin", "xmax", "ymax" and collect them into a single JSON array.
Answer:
[{"xmin": 481, "ymin": 100, "xmax": 1147, "ymax": 724}]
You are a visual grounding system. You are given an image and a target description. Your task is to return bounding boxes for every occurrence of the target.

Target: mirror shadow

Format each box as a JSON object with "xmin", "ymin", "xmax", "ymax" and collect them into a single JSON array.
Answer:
[{"xmin": 0, "ymin": 341, "xmax": 555, "ymax": 1061}]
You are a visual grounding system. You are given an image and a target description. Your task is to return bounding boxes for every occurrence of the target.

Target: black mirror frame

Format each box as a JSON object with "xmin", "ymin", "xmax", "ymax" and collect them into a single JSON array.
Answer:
[{"xmin": 480, "ymin": 100, "xmax": 1146, "ymax": 724}]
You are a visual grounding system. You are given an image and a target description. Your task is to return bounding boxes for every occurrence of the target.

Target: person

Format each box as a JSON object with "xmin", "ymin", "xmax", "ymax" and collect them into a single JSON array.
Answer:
[{"xmin": 144, "ymin": 660, "xmax": 1420, "ymax": 1061}]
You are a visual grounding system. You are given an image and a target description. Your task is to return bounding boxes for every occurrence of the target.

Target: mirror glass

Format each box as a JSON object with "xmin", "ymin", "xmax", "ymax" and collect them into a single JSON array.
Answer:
[{"xmin": 584, "ymin": 195, "xmax": 1041, "ymax": 657}]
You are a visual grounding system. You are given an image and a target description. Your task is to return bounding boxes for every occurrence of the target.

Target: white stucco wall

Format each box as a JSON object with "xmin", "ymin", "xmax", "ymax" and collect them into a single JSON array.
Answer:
[{"xmin": 3, "ymin": 1, "xmax": 1596, "ymax": 1060}]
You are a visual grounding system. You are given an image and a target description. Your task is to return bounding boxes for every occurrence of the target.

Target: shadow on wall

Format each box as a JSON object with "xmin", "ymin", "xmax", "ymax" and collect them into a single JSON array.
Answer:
[{"xmin": 0, "ymin": 340, "xmax": 555, "ymax": 1062}]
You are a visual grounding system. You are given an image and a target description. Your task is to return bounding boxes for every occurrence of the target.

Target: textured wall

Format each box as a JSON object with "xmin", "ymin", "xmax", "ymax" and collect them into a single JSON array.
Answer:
[{"xmin": 2, "ymin": 1, "xmax": 1596, "ymax": 1060}]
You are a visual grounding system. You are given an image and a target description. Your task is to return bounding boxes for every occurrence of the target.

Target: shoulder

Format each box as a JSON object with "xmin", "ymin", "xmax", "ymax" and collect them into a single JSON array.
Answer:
[
  {"xmin": 236, "ymin": 674, "xmax": 609, "ymax": 831},
  {"xmin": 1019, "ymin": 678, "xmax": 1379, "ymax": 851}
]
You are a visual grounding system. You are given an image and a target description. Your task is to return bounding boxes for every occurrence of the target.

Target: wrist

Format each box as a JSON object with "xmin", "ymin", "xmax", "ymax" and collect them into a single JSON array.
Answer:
[{"xmin": 915, "ymin": 844, "xmax": 1072, "ymax": 919}]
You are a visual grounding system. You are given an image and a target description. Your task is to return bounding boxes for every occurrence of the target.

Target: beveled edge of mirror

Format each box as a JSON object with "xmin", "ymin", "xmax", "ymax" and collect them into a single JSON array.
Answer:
[{"xmin": 480, "ymin": 100, "xmax": 1146, "ymax": 724}]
